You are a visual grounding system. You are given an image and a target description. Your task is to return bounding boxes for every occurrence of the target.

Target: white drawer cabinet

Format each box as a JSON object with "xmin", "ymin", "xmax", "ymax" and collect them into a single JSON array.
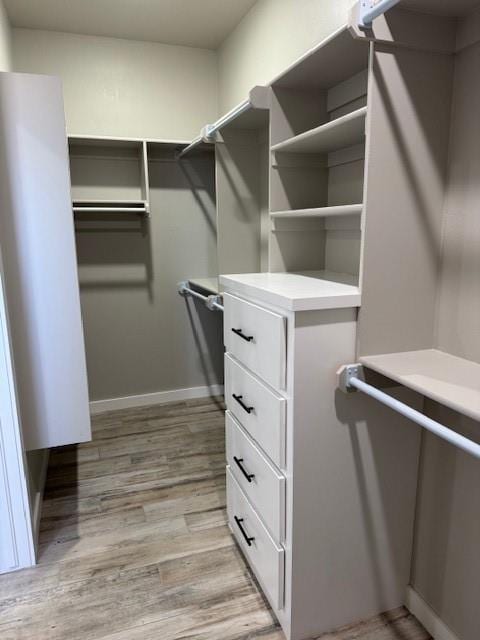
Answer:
[
  {"xmin": 225, "ymin": 354, "xmax": 286, "ymax": 468},
  {"xmin": 226, "ymin": 411, "xmax": 285, "ymax": 542},
  {"xmin": 226, "ymin": 467, "xmax": 285, "ymax": 610},
  {"xmin": 223, "ymin": 293, "xmax": 286, "ymax": 390},
  {"xmin": 220, "ymin": 273, "xmax": 421, "ymax": 640}
]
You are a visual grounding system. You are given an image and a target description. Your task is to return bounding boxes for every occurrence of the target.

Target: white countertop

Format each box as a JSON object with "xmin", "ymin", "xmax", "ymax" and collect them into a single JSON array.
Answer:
[
  {"xmin": 360, "ymin": 349, "xmax": 480, "ymax": 422},
  {"xmin": 219, "ymin": 271, "xmax": 361, "ymax": 311}
]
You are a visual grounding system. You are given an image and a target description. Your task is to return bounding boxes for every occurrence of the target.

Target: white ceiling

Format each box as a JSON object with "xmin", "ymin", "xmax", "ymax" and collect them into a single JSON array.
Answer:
[{"xmin": 4, "ymin": 0, "xmax": 258, "ymax": 49}]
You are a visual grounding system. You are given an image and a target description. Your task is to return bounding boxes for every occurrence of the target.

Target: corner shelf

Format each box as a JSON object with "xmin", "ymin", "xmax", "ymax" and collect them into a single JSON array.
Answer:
[
  {"xmin": 271, "ymin": 106, "xmax": 367, "ymax": 155},
  {"xmin": 360, "ymin": 349, "xmax": 480, "ymax": 422},
  {"xmin": 271, "ymin": 204, "xmax": 363, "ymax": 219}
]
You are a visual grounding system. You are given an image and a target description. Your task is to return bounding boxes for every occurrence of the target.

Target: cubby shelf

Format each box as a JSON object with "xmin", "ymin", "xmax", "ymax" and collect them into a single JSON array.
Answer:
[
  {"xmin": 271, "ymin": 204, "xmax": 363, "ymax": 219},
  {"xmin": 360, "ymin": 349, "xmax": 480, "ymax": 423},
  {"xmin": 271, "ymin": 106, "xmax": 367, "ymax": 155}
]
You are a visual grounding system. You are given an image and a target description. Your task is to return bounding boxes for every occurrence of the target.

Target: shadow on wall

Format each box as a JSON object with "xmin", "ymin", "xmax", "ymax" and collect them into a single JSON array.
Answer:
[
  {"xmin": 334, "ymin": 382, "xmax": 422, "ymax": 611},
  {"xmin": 75, "ymin": 214, "xmax": 154, "ymax": 300}
]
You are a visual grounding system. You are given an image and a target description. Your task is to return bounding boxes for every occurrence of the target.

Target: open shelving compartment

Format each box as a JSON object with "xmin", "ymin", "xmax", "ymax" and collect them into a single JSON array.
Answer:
[
  {"xmin": 68, "ymin": 136, "xmax": 150, "ymax": 218},
  {"xmin": 267, "ymin": 26, "xmax": 369, "ymax": 286},
  {"xmin": 349, "ymin": 0, "xmax": 480, "ymax": 453}
]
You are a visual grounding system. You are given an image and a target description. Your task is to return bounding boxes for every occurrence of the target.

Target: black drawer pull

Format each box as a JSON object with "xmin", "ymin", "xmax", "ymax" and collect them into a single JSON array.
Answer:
[
  {"xmin": 233, "ymin": 456, "xmax": 255, "ymax": 483},
  {"xmin": 231, "ymin": 328, "xmax": 254, "ymax": 342},
  {"xmin": 234, "ymin": 516, "xmax": 255, "ymax": 546},
  {"xmin": 232, "ymin": 394, "xmax": 254, "ymax": 414}
]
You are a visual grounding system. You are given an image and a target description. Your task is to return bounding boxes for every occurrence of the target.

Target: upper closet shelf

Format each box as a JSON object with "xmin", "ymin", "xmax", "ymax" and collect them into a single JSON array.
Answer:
[
  {"xmin": 270, "ymin": 26, "xmax": 369, "ymax": 90},
  {"xmin": 220, "ymin": 271, "xmax": 360, "ymax": 311},
  {"xmin": 271, "ymin": 106, "xmax": 367, "ymax": 154},
  {"xmin": 360, "ymin": 349, "xmax": 480, "ymax": 422},
  {"xmin": 271, "ymin": 204, "xmax": 363, "ymax": 219}
]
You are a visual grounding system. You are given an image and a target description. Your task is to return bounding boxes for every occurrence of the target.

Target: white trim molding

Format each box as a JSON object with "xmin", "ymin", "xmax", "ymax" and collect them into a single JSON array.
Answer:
[
  {"xmin": 406, "ymin": 587, "xmax": 460, "ymax": 640},
  {"xmin": 90, "ymin": 384, "xmax": 224, "ymax": 415},
  {"xmin": 0, "ymin": 262, "xmax": 35, "ymax": 573}
]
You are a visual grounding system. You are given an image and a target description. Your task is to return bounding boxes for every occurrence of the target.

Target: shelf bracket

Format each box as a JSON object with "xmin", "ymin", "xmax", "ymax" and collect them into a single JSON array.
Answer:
[{"xmin": 358, "ymin": 0, "xmax": 401, "ymax": 29}]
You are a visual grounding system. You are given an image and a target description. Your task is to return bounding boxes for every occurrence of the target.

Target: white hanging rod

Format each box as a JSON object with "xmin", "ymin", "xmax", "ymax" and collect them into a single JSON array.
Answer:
[
  {"xmin": 176, "ymin": 135, "xmax": 204, "ymax": 160},
  {"xmin": 203, "ymin": 98, "xmax": 251, "ymax": 139},
  {"xmin": 177, "ymin": 99, "xmax": 252, "ymax": 160},
  {"xmin": 178, "ymin": 281, "xmax": 223, "ymax": 312},
  {"xmin": 358, "ymin": 0, "xmax": 401, "ymax": 28},
  {"xmin": 73, "ymin": 206, "xmax": 148, "ymax": 214},
  {"xmin": 338, "ymin": 364, "xmax": 480, "ymax": 461}
]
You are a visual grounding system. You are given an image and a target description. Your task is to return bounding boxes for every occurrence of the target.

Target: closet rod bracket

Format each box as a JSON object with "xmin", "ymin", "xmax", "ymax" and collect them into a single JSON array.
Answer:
[
  {"xmin": 358, "ymin": 0, "xmax": 401, "ymax": 29},
  {"xmin": 337, "ymin": 363, "xmax": 364, "ymax": 394}
]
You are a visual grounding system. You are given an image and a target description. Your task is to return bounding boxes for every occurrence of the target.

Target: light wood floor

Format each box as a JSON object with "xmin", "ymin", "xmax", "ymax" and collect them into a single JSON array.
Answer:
[{"xmin": 0, "ymin": 397, "xmax": 431, "ymax": 640}]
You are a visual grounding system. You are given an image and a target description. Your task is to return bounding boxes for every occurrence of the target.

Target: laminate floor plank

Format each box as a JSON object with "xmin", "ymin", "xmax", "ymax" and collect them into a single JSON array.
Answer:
[{"xmin": 0, "ymin": 398, "xmax": 430, "ymax": 640}]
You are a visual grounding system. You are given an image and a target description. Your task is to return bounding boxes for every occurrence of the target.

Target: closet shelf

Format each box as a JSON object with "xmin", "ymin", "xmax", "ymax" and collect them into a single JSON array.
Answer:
[
  {"xmin": 220, "ymin": 270, "xmax": 360, "ymax": 311},
  {"xmin": 271, "ymin": 106, "xmax": 367, "ymax": 155},
  {"xmin": 188, "ymin": 277, "xmax": 220, "ymax": 295},
  {"xmin": 271, "ymin": 204, "xmax": 363, "ymax": 219},
  {"xmin": 360, "ymin": 349, "xmax": 480, "ymax": 422}
]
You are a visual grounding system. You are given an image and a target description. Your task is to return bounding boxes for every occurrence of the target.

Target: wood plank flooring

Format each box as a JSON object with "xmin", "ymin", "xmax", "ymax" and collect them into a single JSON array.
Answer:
[{"xmin": 0, "ymin": 397, "xmax": 431, "ymax": 640}]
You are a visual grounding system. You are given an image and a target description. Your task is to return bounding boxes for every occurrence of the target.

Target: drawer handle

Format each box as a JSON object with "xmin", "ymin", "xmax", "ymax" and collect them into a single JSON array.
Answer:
[
  {"xmin": 234, "ymin": 516, "xmax": 255, "ymax": 546},
  {"xmin": 233, "ymin": 456, "xmax": 255, "ymax": 483},
  {"xmin": 232, "ymin": 394, "xmax": 254, "ymax": 414},
  {"xmin": 231, "ymin": 328, "xmax": 254, "ymax": 342}
]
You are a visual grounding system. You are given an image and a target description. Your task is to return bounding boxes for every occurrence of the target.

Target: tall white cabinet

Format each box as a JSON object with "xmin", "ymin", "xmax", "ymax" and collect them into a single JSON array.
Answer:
[{"xmin": 0, "ymin": 72, "xmax": 91, "ymax": 452}]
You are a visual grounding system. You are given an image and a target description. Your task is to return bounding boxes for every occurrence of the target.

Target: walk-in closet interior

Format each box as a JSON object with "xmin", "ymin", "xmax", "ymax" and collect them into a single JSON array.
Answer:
[{"xmin": 0, "ymin": 1, "xmax": 479, "ymax": 639}]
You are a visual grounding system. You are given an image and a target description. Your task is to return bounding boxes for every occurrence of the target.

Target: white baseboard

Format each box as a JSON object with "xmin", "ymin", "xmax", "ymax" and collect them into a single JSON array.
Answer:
[
  {"xmin": 89, "ymin": 384, "xmax": 224, "ymax": 415},
  {"xmin": 405, "ymin": 586, "xmax": 460, "ymax": 640}
]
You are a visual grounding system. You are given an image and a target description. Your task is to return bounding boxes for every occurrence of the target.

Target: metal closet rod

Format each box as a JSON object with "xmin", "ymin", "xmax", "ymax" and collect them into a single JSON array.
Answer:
[
  {"xmin": 176, "ymin": 98, "xmax": 252, "ymax": 160},
  {"xmin": 178, "ymin": 281, "xmax": 223, "ymax": 312},
  {"xmin": 358, "ymin": 0, "xmax": 401, "ymax": 28},
  {"xmin": 339, "ymin": 365, "xmax": 480, "ymax": 461}
]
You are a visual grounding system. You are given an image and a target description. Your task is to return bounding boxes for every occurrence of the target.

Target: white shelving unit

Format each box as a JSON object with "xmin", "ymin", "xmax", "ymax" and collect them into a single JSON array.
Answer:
[
  {"xmin": 271, "ymin": 106, "xmax": 367, "ymax": 155},
  {"xmin": 68, "ymin": 137, "xmax": 150, "ymax": 216},
  {"xmin": 271, "ymin": 204, "xmax": 363, "ymax": 219}
]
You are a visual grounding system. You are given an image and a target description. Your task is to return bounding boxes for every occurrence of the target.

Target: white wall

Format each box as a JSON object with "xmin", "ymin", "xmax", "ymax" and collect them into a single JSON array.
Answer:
[
  {"xmin": 218, "ymin": 0, "xmax": 354, "ymax": 113},
  {"xmin": 0, "ymin": 0, "xmax": 11, "ymax": 71},
  {"xmin": 12, "ymin": 28, "xmax": 218, "ymax": 140}
]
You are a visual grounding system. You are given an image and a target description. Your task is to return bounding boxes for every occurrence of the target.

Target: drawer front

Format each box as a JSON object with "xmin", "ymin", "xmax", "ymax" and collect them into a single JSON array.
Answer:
[
  {"xmin": 225, "ymin": 354, "xmax": 286, "ymax": 468},
  {"xmin": 223, "ymin": 293, "xmax": 286, "ymax": 390},
  {"xmin": 227, "ymin": 467, "xmax": 284, "ymax": 610},
  {"xmin": 226, "ymin": 411, "xmax": 285, "ymax": 543}
]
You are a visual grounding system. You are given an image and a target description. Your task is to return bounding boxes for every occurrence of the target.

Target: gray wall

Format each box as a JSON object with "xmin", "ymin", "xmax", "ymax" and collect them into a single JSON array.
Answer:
[
  {"xmin": 76, "ymin": 153, "xmax": 223, "ymax": 401},
  {"xmin": 217, "ymin": 0, "xmax": 354, "ymax": 113},
  {"xmin": 12, "ymin": 28, "xmax": 218, "ymax": 140}
]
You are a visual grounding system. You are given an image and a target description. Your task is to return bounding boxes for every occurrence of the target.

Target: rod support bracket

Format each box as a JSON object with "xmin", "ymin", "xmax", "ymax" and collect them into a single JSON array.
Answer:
[
  {"xmin": 337, "ymin": 363, "xmax": 364, "ymax": 393},
  {"xmin": 178, "ymin": 281, "xmax": 189, "ymax": 297},
  {"xmin": 206, "ymin": 294, "xmax": 223, "ymax": 311}
]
